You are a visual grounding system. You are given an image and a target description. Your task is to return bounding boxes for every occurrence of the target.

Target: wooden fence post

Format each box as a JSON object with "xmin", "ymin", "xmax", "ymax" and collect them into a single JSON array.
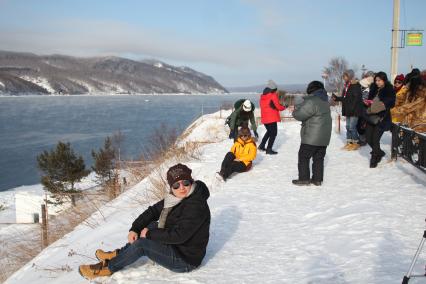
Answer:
[
  {"xmin": 41, "ymin": 204, "xmax": 48, "ymax": 248},
  {"xmin": 337, "ymin": 114, "xmax": 341, "ymax": 134}
]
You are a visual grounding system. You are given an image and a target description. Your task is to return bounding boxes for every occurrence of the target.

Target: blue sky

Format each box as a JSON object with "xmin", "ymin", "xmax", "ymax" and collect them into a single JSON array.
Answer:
[{"xmin": 0, "ymin": 0, "xmax": 425, "ymax": 87}]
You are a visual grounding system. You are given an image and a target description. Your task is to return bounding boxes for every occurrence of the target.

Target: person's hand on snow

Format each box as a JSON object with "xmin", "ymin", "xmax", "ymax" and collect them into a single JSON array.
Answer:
[
  {"xmin": 140, "ymin": 228, "xmax": 149, "ymax": 238},
  {"xmin": 253, "ymin": 130, "xmax": 259, "ymax": 138},
  {"xmin": 128, "ymin": 231, "xmax": 138, "ymax": 244}
]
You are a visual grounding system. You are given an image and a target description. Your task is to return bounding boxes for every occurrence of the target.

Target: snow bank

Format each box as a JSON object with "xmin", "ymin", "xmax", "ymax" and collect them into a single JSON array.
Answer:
[{"xmin": 4, "ymin": 112, "xmax": 426, "ymax": 284}]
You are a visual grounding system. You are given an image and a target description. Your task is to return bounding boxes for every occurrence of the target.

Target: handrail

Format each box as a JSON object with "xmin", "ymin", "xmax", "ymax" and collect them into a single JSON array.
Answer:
[{"xmin": 391, "ymin": 123, "xmax": 426, "ymax": 173}]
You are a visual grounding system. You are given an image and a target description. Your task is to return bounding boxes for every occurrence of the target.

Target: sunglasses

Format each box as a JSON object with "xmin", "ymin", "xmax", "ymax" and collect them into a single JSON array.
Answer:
[
  {"xmin": 240, "ymin": 134, "xmax": 250, "ymax": 138},
  {"xmin": 395, "ymin": 81, "xmax": 403, "ymax": 84},
  {"xmin": 171, "ymin": 179, "xmax": 192, "ymax": 190}
]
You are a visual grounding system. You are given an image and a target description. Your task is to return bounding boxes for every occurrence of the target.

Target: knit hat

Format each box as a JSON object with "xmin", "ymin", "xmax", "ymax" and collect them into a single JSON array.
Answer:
[
  {"xmin": 343, "ymin": 69, "xmax": 355, "ymax": 80},
  {"xmin": 166, "ymin": 163, "xmax": 193, "ymax": 188},
  {"xmin": 242, "ymin": 99, "xmax": 252, "ymax": 112},
  {"xmin": 306, "ymin": 81, "xmax": 324, "ymax": 94},
  {"xmin": 360, "ymin": 76, "xmax": 374, "ymax": 88},
  {"xmin": 266, "ymin": 80, "xmax": 278, "ymax": 90},
  {"xmin": 238, "ymin": 126, "xmax": 251, "ymax": 137},
  {"xmin": 394, "ymin": 74, "xmax": 405, "ymax": 83}
]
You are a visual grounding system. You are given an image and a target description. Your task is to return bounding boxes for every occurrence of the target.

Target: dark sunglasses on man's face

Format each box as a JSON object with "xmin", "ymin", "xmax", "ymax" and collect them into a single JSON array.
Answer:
[
  {"xmin": 395, "ymin": 81, "xmax": 403, "ymax": 84},
  {"xmin": 240, "ymin": 135, "xmax": 249, "ymax": 138},
  {"xmin": 171, "ymin": 179, "xmax": 192, "ymax": 190}
]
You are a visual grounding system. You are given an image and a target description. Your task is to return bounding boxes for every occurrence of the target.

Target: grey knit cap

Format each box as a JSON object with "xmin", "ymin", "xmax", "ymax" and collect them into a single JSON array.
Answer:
[{"xmin": 266, "ymin": 80, "xmax": 278, "ymax": 90}]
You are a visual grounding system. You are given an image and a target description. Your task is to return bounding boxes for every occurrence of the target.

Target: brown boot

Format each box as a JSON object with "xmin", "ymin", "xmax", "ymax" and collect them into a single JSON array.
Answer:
[
  {"xmin": 79, "ymin": 261, "xmax": 112, "ymax": 280},
  {"xmin": 349, "ymin": 143, "xmax": 360, "ymax": 150},
  {"xmin": 95, "ymin": 249, "xmax": 118, "ymax": 262},
  {"xmin": 341, "ymin": 143, "xmax": 352, "ymax": 150}
]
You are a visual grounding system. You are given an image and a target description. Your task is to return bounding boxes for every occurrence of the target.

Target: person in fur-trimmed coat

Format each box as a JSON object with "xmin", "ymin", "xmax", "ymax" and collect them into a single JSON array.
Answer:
[{"xmin": 79, "ymin": 164, "xmax": 211, "ymax": 280}]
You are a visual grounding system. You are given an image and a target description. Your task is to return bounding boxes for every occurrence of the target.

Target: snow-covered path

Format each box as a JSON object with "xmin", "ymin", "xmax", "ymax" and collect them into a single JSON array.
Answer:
[{"xmin": 5, "ymin": 113, "xmax": 426, "ymax": 284}]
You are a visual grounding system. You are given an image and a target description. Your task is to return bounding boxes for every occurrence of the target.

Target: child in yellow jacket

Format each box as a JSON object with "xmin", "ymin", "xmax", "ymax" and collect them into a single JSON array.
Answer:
[{"xmin": 218, "ymin": 127, "xmax": 257, "ymax": 181}]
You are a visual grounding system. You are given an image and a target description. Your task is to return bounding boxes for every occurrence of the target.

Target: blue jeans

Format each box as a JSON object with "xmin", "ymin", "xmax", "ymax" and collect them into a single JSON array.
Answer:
[
  {"xmin": 346, "ymin": 116, "xmax": 359, "ymax": 143},
  {"xmin": 108, "ymin": 224, "xmax": 196, "ymax": 273}
]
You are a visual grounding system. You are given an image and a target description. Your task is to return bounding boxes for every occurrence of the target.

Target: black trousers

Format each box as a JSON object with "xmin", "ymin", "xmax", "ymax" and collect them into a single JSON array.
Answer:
[
  {"xmin": 298, "ymin": 143, "xmax": 327, "ymax": 182},
  {"xmin": 365, "ymin": 124, "xmax": 385, "ymax": 156},
  {"xmin": 259, "ymin": 122, "xmax": 278, "ymax": 149},
  {"xmin": 221, "ymin": 152, "xmax": 247, "ymax": 179}
]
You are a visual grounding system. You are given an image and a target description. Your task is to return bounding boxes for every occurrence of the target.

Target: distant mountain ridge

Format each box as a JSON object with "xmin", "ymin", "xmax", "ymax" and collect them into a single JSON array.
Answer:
[
  {"xmin": 0, "ymin": 51, "xmax": 228, "ymax": 95},
  {"xmin": 227, "ymin": 84, "xmax": 306, "ymax": 93}
]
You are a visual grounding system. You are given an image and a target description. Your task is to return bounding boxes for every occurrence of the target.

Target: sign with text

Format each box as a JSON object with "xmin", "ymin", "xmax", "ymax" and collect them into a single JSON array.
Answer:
[{"xmin": 406, "ymin": 33, "xmax": 423, "ymax": 46}]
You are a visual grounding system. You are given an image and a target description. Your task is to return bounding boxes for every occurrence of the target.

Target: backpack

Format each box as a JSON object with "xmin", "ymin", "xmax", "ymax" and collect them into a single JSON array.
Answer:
[{"xmin": 225, "ymin": 99, "xmax": 255, "ymax": 127}]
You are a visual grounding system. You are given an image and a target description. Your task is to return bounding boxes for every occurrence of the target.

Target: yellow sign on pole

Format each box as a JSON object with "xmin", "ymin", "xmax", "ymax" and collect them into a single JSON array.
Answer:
[{"xmin": 406, "ymin": 33, "xmax": 423, "ymax": 46}]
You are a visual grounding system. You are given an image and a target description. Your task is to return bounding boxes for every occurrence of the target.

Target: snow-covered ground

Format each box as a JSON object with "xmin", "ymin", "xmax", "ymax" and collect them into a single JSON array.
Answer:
[{"xmin": 4, "ymin": 111, "xmax": 426, "ymax": 283}]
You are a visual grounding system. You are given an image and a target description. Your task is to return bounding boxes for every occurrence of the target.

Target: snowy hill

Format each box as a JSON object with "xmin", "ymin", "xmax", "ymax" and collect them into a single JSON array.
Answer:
[
  {"xmin": 5, "ymin": 111, "xmax": 426, "ymax": 283},
  {"xmin": 0, "ymin": 51, "xmax": 228, "ymax": 95}
]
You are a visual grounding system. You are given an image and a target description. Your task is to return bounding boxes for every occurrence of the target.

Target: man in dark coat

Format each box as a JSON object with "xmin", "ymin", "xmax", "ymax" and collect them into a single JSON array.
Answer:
[
  {"xmin": 292, "ymin": 81, "xmax": 332, "ymax": 186},
  {"xmin": 79, "ymin": 164, "xmax": 211, "ymax": 279},
  {"xmin": 332, "ymin": 69, "xmax": 363, "ymax": 150}
]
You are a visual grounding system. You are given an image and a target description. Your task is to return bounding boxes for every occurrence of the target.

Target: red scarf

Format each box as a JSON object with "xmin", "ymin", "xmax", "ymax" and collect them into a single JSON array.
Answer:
[{"xmin": 343, "ymin": 82, "xmax": 351, "ymax": 98}]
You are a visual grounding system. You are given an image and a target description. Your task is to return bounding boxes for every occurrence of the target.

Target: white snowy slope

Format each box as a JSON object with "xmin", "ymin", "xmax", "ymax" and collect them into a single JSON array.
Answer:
[{"xmin": 5, "ymin": 112, "xmax": 426, "ymax": 284}]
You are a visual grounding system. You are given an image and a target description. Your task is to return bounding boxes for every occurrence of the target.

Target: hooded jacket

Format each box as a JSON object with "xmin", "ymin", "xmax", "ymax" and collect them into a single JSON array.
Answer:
[
  {"xmin": 230, "ymin": 137, "xmax": 257, "ymax": 167},
  {"xmin": 292, "ymin": 89, "xmax": 332, "ymax": 146},
  {"xmin": 129, "ymin": 180, "xmax": 211, "ymax": 267},
  {"xmin": 260, "ymin": 90, "xmax": 286, "ymax": 124},
  {"xmin": 334, "ymin": 80, "xmax": 363, "ymax": 117}
]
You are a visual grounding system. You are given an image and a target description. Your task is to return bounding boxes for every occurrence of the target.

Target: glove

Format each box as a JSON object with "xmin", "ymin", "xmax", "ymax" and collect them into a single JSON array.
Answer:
[
  {"xmin": 331, "ymin": 93, "xmax": 337, "ymax": 100},
  {"xmin": 253, "ymin": 130, "xmax": 259, "ymax": 138},
  {"xmin": 229, "ymin": 131, "xmax": 234, "ymax": 139},
  {"xmin": 284, "ymin": 104, "xmax": 289, "ymax": 108}
]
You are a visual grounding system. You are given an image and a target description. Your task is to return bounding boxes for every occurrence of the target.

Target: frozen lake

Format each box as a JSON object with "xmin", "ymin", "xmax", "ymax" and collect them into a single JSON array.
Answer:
[{"xmin": 0, "ymin": 93, "xmax": 259, "ymax": 191}]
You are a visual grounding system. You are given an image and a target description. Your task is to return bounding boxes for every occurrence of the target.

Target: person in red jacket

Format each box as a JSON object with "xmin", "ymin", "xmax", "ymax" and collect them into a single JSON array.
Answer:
[{"xmin": 258, "ymin": 80, "xmax": 286, "ymax": 154}]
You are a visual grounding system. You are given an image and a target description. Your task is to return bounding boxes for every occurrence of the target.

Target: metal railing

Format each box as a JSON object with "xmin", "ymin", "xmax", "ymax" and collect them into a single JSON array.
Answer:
[{"xmin": 391, "ymin": 123, "xmax": 426, "ymax": 173}]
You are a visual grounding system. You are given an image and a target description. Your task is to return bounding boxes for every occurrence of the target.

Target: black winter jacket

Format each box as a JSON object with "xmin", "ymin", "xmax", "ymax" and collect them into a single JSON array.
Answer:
[
  {"xmin": 335, "ymin": 81, "xmax": 363, "ymax": 117},
  {"xmin": 129, "ymin": 180, "xmax": 211, "ymax": 267},
  {"xmin": 367, "ymin": 83, "xmax": 396, "ymax": 131}
]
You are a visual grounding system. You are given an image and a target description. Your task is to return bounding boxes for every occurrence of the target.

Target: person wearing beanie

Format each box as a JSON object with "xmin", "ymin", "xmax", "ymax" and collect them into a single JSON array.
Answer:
[
  {"xmin": 291, "ymin": 81, "xmax": 332, "ymax": 186},
  {"xmin": 79, "ymin": 163, "xmax": 211, "ymax": 280},
  {"xmin": 332, "ymin": 69, "xmax": 364, "ymax": 150},
  {"xmin": 218, "ymin": 126, "xmax": 257, "ymax": 181},
  {"xmin": 258, "ymin": 79, "xmax": 286, "ymax": 155},
  {"xmin": 390, "ymin": 74, "xmax": 408, "ymax": 123},
  {"xmin": 364, "ymin": 71, "xmax": 396, "ymax": 168},
  {"xmin": 226, "ymin": 99, "xmax": 258, "ymax": 140}
]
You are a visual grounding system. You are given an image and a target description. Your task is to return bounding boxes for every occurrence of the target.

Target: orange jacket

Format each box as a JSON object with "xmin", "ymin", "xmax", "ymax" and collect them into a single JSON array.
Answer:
[{"xmin": 230, "ymin": 137, "xmax": 257, "ymax": 166}]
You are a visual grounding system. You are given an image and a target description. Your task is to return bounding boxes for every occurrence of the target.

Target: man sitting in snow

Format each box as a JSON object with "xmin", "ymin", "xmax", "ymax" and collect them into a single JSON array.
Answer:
[
  {"xmin": 79, "ymin": 163, "xmax": 211, "ymax": 279},
  {"xmin": 218, "ymin": 126, "xmax": 257, "ymax": 181}
]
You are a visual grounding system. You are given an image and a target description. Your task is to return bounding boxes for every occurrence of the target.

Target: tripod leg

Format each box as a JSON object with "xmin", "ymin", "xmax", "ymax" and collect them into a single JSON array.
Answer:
[{"xmin": 402, "ymin": 230, "xmax": 426, "ymax": 284}]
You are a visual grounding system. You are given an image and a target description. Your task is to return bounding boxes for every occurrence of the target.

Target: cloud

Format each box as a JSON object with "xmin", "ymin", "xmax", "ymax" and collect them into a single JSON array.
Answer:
[{"xmin": 0, "ymin": 19, "xmax": 287, "ymax": 70}]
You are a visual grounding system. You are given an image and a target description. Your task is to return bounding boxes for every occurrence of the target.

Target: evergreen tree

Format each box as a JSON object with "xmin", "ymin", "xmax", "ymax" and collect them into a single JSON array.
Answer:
[
  {"xmin": 91, "ymin": 136, "xmax": 116, "ymax": 185},
  {"xmin": 37, "ymin": 141, "xmax": 90, "ymax": 205}
]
